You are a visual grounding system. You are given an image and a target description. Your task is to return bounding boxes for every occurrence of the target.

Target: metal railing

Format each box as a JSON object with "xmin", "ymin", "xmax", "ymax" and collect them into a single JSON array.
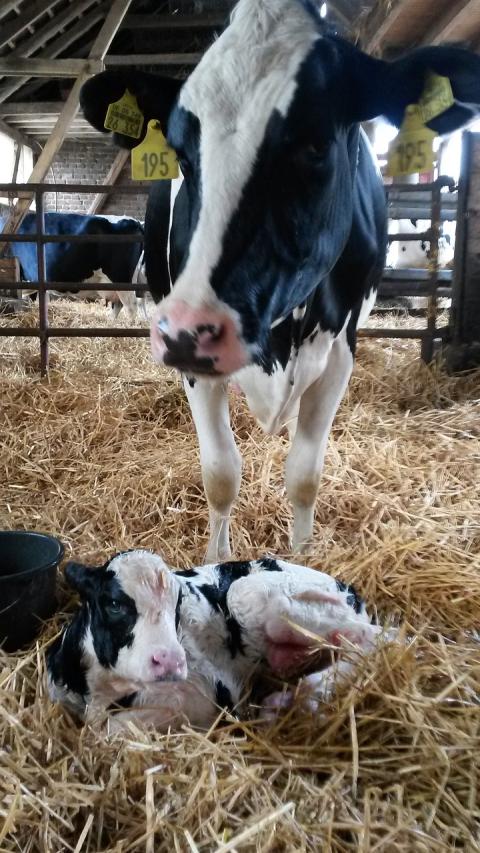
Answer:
[{"xmin": 0, "ymin": 177, "xmax": 457, "ymax": 373}]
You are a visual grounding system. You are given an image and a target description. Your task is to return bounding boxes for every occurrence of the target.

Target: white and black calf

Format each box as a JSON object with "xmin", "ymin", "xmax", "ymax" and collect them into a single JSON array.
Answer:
[
  {"xmin": 47, "ymin": 550, "xmax": 381, "ymax": 731},
  {"xmin": 81, "ymin": 0, "xmax": 480, "ymax": 559}
]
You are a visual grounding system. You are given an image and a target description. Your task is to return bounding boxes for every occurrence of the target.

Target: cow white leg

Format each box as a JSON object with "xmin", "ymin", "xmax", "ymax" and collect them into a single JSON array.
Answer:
[
  {"xmin": 184, "ymin": 378, "xmax": 242, "ymax": 562},
  {"xmin": 119, "ymin": 290, "xmax": 137, "ymax": 323},
  {"xmin": 111, "ymin": 300, "xmax": 122, "ymax": 320},
  {"xmin": 260, "ymin": 657, "xmax": 359, "ymax": 719},
  {"xmin": 285, "ymin": 334, "xmax": 353, "ymax": 552}
]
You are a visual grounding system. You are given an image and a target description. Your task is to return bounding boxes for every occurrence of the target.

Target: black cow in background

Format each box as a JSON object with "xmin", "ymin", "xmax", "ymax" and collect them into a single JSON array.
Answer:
[{"xmin": 1, "ymin": 211, "xmax": 144, "ymax": 287}]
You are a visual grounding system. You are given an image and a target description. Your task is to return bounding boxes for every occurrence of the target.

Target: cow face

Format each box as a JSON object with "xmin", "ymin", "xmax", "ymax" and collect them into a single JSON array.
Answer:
[
  {"xmin": 63, "ymin": 551, "xmax": 187, "ymax": 699},
  {"xmin": 80, "ymin": 0, "xmax": 480, "ymax": 376}
]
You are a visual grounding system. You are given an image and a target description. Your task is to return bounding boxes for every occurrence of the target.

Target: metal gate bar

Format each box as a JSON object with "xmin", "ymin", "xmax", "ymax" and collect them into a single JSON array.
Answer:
[{"xmin": 0, "ymin": 178, "xmax": 457, "ymax": 373}]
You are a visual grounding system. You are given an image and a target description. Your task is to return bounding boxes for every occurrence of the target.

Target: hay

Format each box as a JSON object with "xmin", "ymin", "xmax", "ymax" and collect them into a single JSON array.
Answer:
[{"xmin": 0, "ymin": 300, "xmax": 479, "ymax": 851}]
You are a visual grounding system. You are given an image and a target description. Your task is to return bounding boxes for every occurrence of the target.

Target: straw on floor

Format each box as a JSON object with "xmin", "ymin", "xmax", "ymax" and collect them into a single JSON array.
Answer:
[{"xmin": 0, "ymin": 299, "xmax": 479, "ymax": 852}]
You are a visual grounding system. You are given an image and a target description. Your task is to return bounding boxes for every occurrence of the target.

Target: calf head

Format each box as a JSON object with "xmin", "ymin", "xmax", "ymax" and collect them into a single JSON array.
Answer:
[
  {"xmin": 81, "ymin": 0, "xmax": 480, "ymax": 376},
  {"xmin": 54, "ymin": 550, "xmax": 187, "ymax": 702}
]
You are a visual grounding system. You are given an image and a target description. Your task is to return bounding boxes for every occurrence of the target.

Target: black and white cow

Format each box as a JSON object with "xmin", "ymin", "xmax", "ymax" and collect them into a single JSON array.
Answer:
[
  {"xmin": 80, "ymin": 0, "xmax": 480, "ymax": 559},
  {"xmin": 47, "ymin": 549, "xmax": 381, "ymax": 731},
  {"xmin": 4, "ymin": 210, "xmax": 144, "ymax": 293}
]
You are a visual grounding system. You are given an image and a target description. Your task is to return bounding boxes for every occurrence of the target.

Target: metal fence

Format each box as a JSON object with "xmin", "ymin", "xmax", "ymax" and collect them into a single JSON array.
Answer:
[{"xmin": 0, "ymin": 177, "xmax": 457, "ymax": 373}]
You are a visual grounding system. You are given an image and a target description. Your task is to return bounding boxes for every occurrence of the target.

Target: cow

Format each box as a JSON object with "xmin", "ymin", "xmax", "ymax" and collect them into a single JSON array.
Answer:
[
  {"xmin": 47, "ymin": 549, "xmax": 382, "ymax": 731},
  {"xmin": 3, "ymin": 210, "xmax": 144, "ymax": 301},
  {"xmin": 80, "ymin": 0, "xmax": 480, "ymax": 560},
  {"xmin": 386, "ymin": 218, "xmax": 455, "ymax": 270},
  {"xmin": 82, "ymin": 264, "xmax": 149, "ymax": 322}
]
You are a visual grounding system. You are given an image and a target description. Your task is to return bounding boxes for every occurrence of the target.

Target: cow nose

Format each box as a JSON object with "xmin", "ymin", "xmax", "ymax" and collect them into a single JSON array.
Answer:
[
  {"xmin": 150, "ymin": 298, "xmax": 249, "ymax": 376},
  {"xmin": 150, "ymin": 648, "xmax": 187, "ymax": 680}
]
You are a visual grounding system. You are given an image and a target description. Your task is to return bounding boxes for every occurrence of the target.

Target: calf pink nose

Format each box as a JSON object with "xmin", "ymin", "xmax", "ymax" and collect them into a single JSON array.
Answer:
[
  {"xmin": 150, "ymin": 648, "xmax": 187, "ymax": 680},
  {"xmin": 150, "ymin": 298, "xmax": 249, "ymax": 375}
]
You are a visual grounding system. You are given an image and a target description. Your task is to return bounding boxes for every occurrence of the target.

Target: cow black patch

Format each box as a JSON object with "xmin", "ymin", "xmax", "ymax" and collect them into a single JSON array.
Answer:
[
  {"xmin": 198, "ymin": 562, "xmax": 253, "ymax": 657},
  {"xmin": 47, "ymin": 610, "xmax": 90, "ymax": 701},
  {"xmin": 259, "ymin": 557, "xmax": 283, "ymax": 572},
  {"xmin": 174, "ymin": 569, "xmax": 198, "ymax": 578},
  {"xmin": 107, "ymin": 692, "xmax": 138, "ymax": 711},
  {"xmin": 215, "ymin": 680, "xmax": 234, "ymax": 711},
  {"xmin": 175, "ymin": 588, "xmax": 183, "ymax": 630},
  {"xmin": 335, "ymin": 578, "xmax": 363, "ymax": 614},
  {"xmin": 87, "ymin": 570, "xmax": 138, "ymax": 668}
]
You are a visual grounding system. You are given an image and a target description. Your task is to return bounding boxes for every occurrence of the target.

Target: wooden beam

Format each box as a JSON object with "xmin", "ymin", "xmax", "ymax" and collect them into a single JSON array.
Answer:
[
  {"xmin": 421, "ymin": 0, "xmax": 480, "ymax": 44},
  {"xmin": 0, "ymin": 102, "xmax": 63, "ymax": 115},
  {"xmin": 0, "ymin": 0, "xmax": 62, "ymax": 51},
  {"xmin": 0, "ymin": 2, "xmax": 110, "ymax": 104},
  {"xmin": 105, "ymin": 53, "xmax": 202, "ymax": 66},
  {"xmin": 122, "ymin": 12, "xmax": 226, "ymax": 29},
  {"xmin": 364, "ymin": 0, "xmax": 415, "ymax": 52},
  {"xmin": 88, "ymin": 150, "xmax": 129, "ymax": 214},
  {"xmin": 0, "ymin": 117, "xmax": 35, "ymax": 150},
  {"xmin": 0, "ymin": 0, "xmax": 134, "ymax": 255},
  {"xmin": 0, "ymin": 2, "xmax": 23, "ymax": 21},
  {"xmin": 0, "ymin": 58, "xmax": 103, "ymax": 77}
]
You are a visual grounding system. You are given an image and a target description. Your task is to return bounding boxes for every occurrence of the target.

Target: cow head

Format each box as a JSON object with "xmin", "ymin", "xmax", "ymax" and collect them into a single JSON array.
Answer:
[
  {"xmin": 59, "ymin": 550, "xmax": 187, "ymax": 700},
  {"xmin": 81, "ymin": 0, "xmax": 480, "ymax": 376}
]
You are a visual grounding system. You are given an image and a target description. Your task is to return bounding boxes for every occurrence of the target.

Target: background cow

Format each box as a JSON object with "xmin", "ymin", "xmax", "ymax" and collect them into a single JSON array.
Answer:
[
  {"xmin": 47, "ymin": 549, "xmax": 381, "ymax": 731},
  {"xmin": 2, "ymin": 210, "xmax": 144, "ymax": 303},
  {"xmin": 81, "ymin": 0, "xmax": 480, "ymax": 560}
]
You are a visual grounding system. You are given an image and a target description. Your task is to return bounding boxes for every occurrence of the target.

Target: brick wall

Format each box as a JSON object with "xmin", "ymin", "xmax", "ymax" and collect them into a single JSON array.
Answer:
[{"xmin": 43, "ymin": 140, "xmax": 149, "ymax": 220}]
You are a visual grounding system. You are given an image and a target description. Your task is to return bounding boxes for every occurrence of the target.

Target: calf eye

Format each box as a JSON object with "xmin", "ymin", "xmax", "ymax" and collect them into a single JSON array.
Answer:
[{"xmin": 105, "ymin": 599, "xmax": 127, "ymax": 618}]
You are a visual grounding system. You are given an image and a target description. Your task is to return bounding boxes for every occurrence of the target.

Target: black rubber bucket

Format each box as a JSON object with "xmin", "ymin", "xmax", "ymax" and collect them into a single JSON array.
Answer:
[{"xmin": 0, "ymin": 531, "xmax": 64, "ymax": 652}]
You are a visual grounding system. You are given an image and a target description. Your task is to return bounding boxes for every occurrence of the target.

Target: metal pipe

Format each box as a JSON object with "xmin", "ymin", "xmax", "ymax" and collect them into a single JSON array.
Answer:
[{"xmin": 35, "ymin": 190, "xmax": 49, "ymax": 375}]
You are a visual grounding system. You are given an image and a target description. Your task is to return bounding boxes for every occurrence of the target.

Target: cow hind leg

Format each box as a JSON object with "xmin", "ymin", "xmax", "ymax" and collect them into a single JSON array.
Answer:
[
  {"xmin": 119, "ymin": 291, "xmax": 137, "ymax": 323},
  {"xmin": 285, "ymin": 333, "xmax": 353, "ymax": 553},
  {"xmin": 184, "ymin": 378, "xmax": 242, "ymax": 562}
]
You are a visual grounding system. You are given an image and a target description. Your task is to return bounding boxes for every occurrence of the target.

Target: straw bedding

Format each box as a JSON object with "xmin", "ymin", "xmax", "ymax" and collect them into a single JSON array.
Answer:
[{"xmin": 0, "ymin": 300, "xmax": 479, "ymax": 852}]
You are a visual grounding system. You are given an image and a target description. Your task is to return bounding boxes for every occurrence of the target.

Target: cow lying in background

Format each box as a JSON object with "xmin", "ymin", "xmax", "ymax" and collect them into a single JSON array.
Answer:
[
  {"xmin": 47, "ymin": 550, "xmax": 383, "ymax": 732},
  {"xmin": 386, "ymin": 219, "xmax": 455, "ymax": 270}
]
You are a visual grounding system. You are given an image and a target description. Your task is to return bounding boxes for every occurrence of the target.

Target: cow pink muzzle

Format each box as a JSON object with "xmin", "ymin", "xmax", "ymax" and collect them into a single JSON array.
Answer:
[{"xmin": 150, "ymin": 299, "xmax": 249, "ymax": 375}]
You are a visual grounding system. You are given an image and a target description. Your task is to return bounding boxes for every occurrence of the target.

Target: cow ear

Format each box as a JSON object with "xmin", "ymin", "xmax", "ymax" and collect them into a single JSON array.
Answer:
[
  {"xmin": 80, "ymin": 70, "xmax": 184, "ymax": 149},
  {"xmin": 348, "ymin": 44, "xmax": 480, "ymax": 134},
  {"xmin": 64, "ymin": 562, "xmax": 94, "ymax": 596}
]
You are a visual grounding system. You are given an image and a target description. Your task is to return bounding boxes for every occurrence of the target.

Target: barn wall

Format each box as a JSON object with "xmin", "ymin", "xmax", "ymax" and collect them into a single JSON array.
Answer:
[{"xmin": 42, "ymin": 141, "xmax": 149, "ymax": 220}]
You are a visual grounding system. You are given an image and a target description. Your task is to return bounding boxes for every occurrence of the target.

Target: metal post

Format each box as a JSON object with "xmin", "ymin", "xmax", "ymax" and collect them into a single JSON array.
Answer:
[
  {"xmin": 421, "ymin": 179, "xmax": 442, "ymax": 363},
  {"xmin": 35, "ymin": 189, "xmax": 49, "ymax": 375}
]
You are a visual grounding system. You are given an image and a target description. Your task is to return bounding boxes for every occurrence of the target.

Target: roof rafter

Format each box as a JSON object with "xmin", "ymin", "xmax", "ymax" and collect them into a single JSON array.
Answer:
[
  {"xmin": 0, "ymin": 0, "xmax": 63, "ymax": 51},
  {"xmin": 421, "ymin": 0, "xmax": 480, "ymax": 44}
]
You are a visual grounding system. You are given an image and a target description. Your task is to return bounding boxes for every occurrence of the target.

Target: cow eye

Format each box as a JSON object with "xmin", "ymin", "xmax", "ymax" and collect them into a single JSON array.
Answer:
[{"xmin": 105, "ymin": 599, "xmax": 127, "ymax": 617}]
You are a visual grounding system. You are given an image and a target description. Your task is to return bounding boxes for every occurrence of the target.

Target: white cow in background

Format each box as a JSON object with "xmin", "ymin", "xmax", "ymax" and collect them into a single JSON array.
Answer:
[
  {"xmin": 80, "ymin": 257, "xmax": 149, "ymax": 322},
  {"xmin": 387, "ymin": 219, "xmax": 455, "ymax": 269}
]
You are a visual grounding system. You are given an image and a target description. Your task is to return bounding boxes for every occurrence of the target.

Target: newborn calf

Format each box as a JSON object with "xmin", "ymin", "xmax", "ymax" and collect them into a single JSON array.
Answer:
[{"xmin": 47, "ymin": 551, "xmax": 381, "ymax": 731}]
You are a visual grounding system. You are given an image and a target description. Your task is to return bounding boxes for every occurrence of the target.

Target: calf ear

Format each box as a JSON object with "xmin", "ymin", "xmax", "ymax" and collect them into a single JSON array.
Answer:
[
  {"xmin": 64, "ymin": 562, "xmax": 94, "ymax": 596},
  {"xmin": 349, "ymin": 44, "xmax": 480, "ymax": 134},
  {"xmin": 80, "ymin": 70, "xmax": 184, "ymax": 149}
]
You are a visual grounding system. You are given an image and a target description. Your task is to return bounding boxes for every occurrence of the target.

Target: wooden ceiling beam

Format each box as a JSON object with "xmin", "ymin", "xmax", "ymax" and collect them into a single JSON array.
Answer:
[
  {"xmin": 0, "ymin": 102, "xmax": 64, "ymax": 115},
  {"xmin": 0, "ymin": 0, "xmax": 62, "ymax": 51},
  {"xmin": 88, "ymin": 150, "xmax": 129, "ymax": 214},
  {"xmin": 0, "ymin": 117, "xmax": 35, "ymax": 150},
  {"xmin": 364, "ymin": 0, "xmax": 417, "ymax": 53},
  {"xmin": 421, "ymin": 0, "xmax": 480, "ymax": 44},
  {"xmin": 0, "ymin": 0, "xmax": 134, "ymax": 254},
  {"xmin": 0, "ymin": 2, "xmax": 109, "ymax": 104},
  {"xmin": 105, "ymin": 53, "xmax": 202, "ymax": 67},
  {"xmin": 0, "ymin": 3, "xmax": 23, "ymax": 22},
  {"xmin": 0, "ymin": 0, "xmax": 100, "ymax": 64},
  {"xmin": 122, "ymin": 12, "xmax": 226, "ymax": 29},
  {"xmin": 0, "ymin": 58, "xmax": 103, "ymax": 77}
]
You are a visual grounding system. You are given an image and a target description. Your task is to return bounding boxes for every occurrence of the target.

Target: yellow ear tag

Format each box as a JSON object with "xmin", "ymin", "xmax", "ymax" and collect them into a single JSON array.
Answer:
[
  {"xmin": 131, "ymin": 120, "xmax": 179, "ymax": 180},
  {"xmin": 418, "ymin": 71, "xmax": 455, "ymax": 124},
  {"xmin": 104, "ymin": 89, "xmax": 144, "ymax": 139},
  {"xmin": 386, "ymin": 104, "xmax": 436, "ymax": 178}
]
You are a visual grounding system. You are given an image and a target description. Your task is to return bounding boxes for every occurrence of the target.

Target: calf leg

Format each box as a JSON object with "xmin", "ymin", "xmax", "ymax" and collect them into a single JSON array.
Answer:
[
  {"xmin": 119, "ymin": 290, "xmax": 137, "ymax": 323},
  {"xmin": 285, "ymin": 334, "xmax": 353, "ymax": 552},
  {"xmin": 184, "ymin": 378, "xmax": 242, "ymax": 562}
]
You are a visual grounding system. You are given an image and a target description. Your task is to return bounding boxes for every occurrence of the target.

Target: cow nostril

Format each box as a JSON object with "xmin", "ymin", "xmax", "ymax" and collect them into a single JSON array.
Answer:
[
  {"xmin": 196, "ymin": 323, "xmax": 223, "ymax": 343},
  {"xmin": 157, "ymin": 316, "xmax": 169, "ymax": 335},
  {"xmin": 151, "ymin": 652, "xmax": 167, "ymax": 665}
]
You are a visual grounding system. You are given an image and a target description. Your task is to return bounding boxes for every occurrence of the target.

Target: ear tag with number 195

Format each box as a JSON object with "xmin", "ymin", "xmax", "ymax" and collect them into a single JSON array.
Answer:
[
  {"xmin": 386, "ymin": 104, "xmax": 436, "ymax": 178},
  {"xmin": 131, "ymin": 120, "xmax": 179, "ymax": 181}
]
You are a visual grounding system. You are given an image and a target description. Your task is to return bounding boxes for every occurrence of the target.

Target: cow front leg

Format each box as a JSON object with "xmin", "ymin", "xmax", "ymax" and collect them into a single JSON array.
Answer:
[
  {"xmin": 285, "ymin": 335, "xmax": 353, "ymax": 552},
  {"xmin": 184, "ymin": 377, "xmax": 242, "ymax": 562}
]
